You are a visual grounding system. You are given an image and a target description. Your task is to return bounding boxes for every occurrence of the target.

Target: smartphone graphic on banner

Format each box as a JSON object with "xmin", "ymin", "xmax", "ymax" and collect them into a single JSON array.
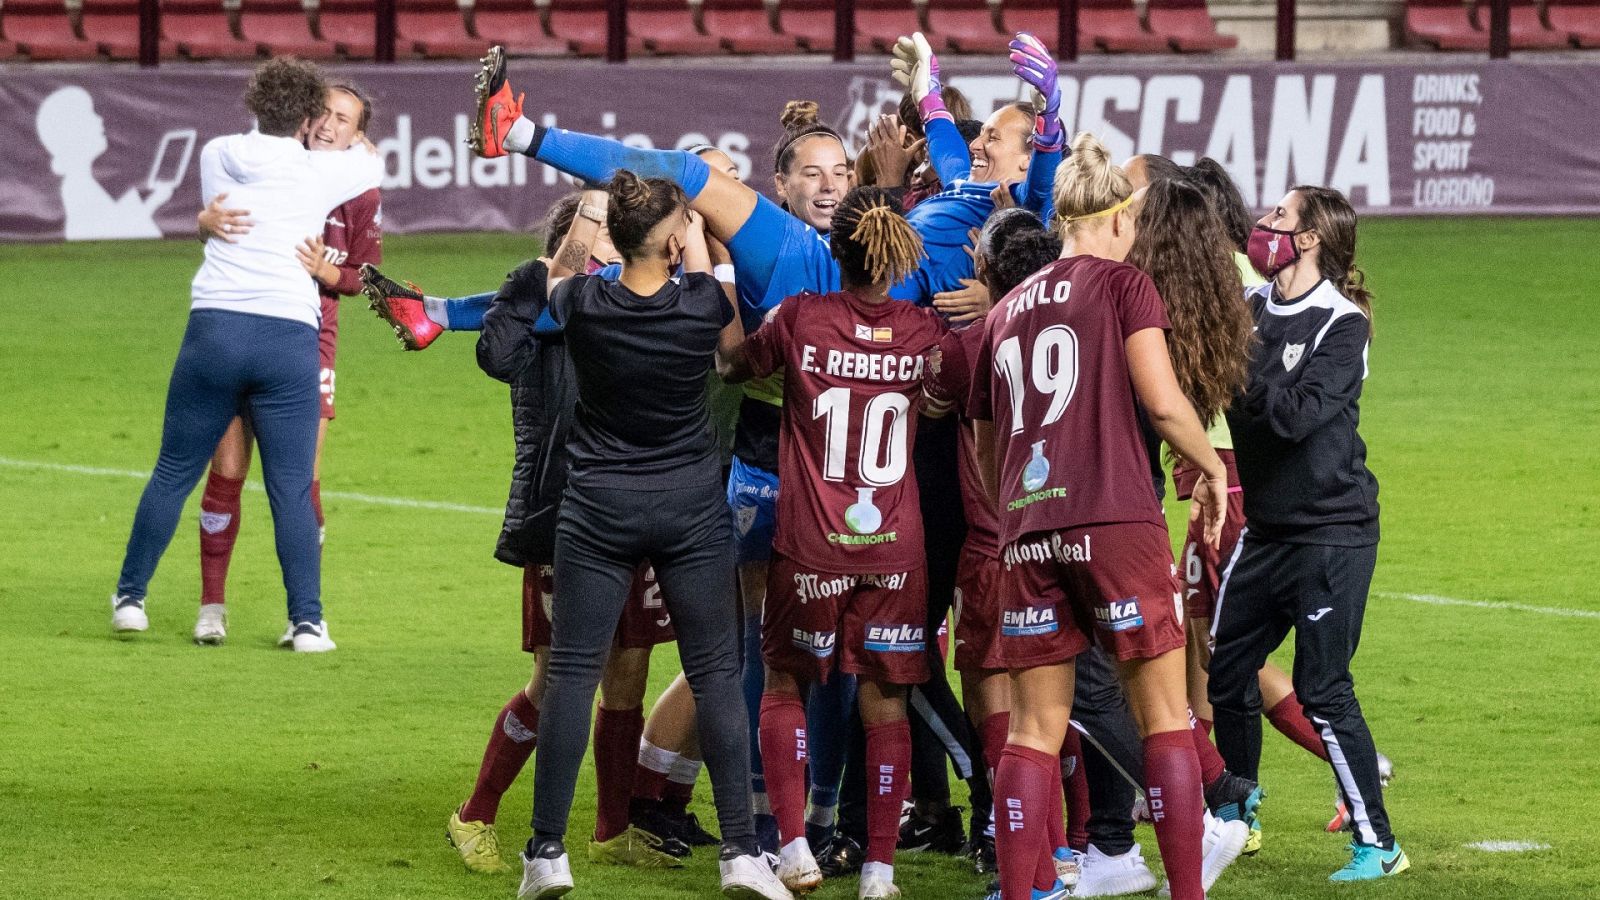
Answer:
[{"xmin": 147, "ymin": 129, "xmax": 196, "ymax": 195}]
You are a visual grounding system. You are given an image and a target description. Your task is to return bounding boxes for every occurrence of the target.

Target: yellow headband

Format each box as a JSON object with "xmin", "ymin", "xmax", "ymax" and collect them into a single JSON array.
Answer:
[{"xmin": 1060, "ymin": 193, "xmax": 1135, "ymax": 224}]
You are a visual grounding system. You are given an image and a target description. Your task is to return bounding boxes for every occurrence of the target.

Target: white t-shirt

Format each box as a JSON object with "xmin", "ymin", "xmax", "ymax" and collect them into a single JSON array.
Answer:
[{"xmin": 190, "ymin": 130, "xmax": 384, "ymax": 328}]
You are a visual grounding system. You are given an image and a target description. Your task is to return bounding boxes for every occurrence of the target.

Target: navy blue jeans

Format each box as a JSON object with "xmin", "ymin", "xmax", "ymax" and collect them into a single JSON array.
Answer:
[{"xmin": 117, "ymin": 309, "xmax": 323, "ymax": 623}]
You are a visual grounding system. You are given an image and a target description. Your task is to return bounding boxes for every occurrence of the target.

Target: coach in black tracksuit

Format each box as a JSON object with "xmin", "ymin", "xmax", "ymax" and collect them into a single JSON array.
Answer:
[
  {"xmin": 1209, "ymin": 186, "xmax": 1405, "ymax": 880},
  {"xmin": 517, "ymin": 172, "xmax": 784, "ymax": 899}
]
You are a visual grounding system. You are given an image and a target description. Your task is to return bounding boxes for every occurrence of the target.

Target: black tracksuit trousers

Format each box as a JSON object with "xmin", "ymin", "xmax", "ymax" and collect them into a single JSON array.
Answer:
[
  {"xmin": 532, "ymin": 479, "xmax": 754, "ymax": 847},
  {"xmin": 1208, "ymin": 534, "xmax": 1393, "ymax": 847}
]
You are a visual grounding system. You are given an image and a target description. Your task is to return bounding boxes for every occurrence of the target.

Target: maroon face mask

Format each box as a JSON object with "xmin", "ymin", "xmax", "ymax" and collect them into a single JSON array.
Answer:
[{"xmin": 1246, "ymin": 225, "xmax": 1303, "ymax": 279}]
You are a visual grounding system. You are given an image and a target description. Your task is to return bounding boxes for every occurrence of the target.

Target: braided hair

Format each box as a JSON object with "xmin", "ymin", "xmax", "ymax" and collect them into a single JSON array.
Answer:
[{"xmin": 829, "ymin": 187, "xmax": 925, "ymax": 289}]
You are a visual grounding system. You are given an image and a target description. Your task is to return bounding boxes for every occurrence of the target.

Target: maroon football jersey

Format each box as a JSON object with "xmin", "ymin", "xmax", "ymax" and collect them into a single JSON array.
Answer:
[
  {"xmin": 968, "ymin": 256, "xmax": 1171, "ymax": 544},
  {"xmin": 319, "ymin": 187, "xmax": 383, "ymax": 301},
  {"xmin": 922, "ymin": 321, "xmax": 1001, "ymax": 558},
  {"xmin": 744, "ymin": 291, "xmax": 948, "ymax": 573}
]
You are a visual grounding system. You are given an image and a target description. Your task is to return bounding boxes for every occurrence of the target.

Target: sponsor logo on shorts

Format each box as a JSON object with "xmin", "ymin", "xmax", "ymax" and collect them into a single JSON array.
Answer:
[
  {"xmin": 1002, "ymin": 532, "xmax": 1092, "ymax": 570},
  {"xmin": 1094, "ymin": 597, "xmax": 1144, "ymax": 633},
  {"xmin": 792, "ymin": 571, "xmax": 908, "ymax": 606},
  {"xmin": 864, "ymin": 623, "xmax": 925, "ymax": 653},
  {"xmin": 199, "ymin": 511, "xmax": 232, "ymax": 534},
  {"xmin": 791, "ymin": 628, "xmax": 837, "ymax": 658},
  {"xmin": 1002, "ymin": 605, "xmax": 1060, "ymax": 637}
]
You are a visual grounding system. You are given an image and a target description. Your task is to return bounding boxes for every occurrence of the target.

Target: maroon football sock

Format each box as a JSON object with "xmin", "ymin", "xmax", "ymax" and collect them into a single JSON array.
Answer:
[
  {"xmin": 461, "ymin": 691, "xmax": 539, "ymax": 824},
  {"xmin": 1061, "ymin": 727, "xmax": 1090, "ymax": 852},
  {"xmin": 995, "ymin": 744, "xmax": 1065, "ymax": 898},
  {"xmin": 1144, "ymin": 730, "xmax": 1206, "ymax": 900},
  {"xmin": 310, "ymin": 479, "xmax": 324, "ymax": 529},
  {"xmin": 593, "ymin": 706, "xmax": 644, "ymax": 842},
  {"xmin": 758, "ymin": 692, "xmax": 809, "ymax": 845},
  {"xmin": 663, "ymin": 758, "xmax": 698, "ymax": 813},
  {"xmin": 1266, "ymin": 693, "xmax": 1330, "ymax": 760},
  {"xmin": 1045, "ymin": 752, "xmax": 1067, "ymax": 854},
  {"xmin": 1190, "ymin": 708, "xmax": 1227, "ymax": 786},
  {"xmin": 633, "ymin": 764, "xmax": 670, "ymax": 805},
  {"xmin": 198, "ymin": 470, "xmax": 244, "ymax": 605},
  {"xmin": 865, "ymin": 719, "xmax": 912, "ymax": 865}
]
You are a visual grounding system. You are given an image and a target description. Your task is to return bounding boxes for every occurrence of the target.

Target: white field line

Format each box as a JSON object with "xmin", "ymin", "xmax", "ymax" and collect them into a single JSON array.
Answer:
[
  {"xmin": 5, "ymin": 455, "xmax": 1600, "ymax": 619},
  {"xmin": 1464, "ymin": 840, "xmax": 1552, "ymax": 853},
  {"xmin": 0, "ymin": 455, "xmax": 501, "ymax": 516}
]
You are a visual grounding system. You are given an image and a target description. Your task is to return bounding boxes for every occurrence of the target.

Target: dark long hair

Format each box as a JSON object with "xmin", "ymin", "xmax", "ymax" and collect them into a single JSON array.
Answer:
[
  {"xmin": 1185, "ymin": 158, "xmax": 1253, "ymax": 253},
  {"xmin": 1293, "ymin": 185, "xmax": 1373, "ymax": 323},
  {"xmin": 605, "ymin": 170, "xmax": 686, "ymax": 262},
  {"xmin": 1126, "ymin": 180, "xmax": 1253, "ymax": 427}
]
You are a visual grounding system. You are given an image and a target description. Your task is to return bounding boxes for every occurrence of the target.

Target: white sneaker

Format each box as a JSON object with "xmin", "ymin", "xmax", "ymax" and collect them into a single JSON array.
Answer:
[
  {"xmin": 290, "ymin": 621, "xmax": 336, "ymax": 653},
  {"xmin": 111, "ymin": 594, "xmax": 148, "ymax": 633},
  {"xmin": 277, "ymin": 622, "xmax": 295, "ymax": 648},
  {"xmin": 721, "ymin": 851, "xmax": 795, "ymax": 900},
  {"xmin": 517, "ymin": 843, "xmax": 574, "ymax": 899},
  {"xmin": 1075, "ymin": 843, "xmax": 1159, "ymax": 897},
  {"xmin": 858, "ymin": 861, "xmax": 900, "ymax": 899},
  {"xmin": 1158, "ymin": 815, "xmax": 1249, "ymax": 896},
  {"xmin": 775, "ymin": 837, "xmax": 822, "ymax": 894},
  {"xmin": 193, "ymin": 604, "xmax": 227, "ymax": 645}
]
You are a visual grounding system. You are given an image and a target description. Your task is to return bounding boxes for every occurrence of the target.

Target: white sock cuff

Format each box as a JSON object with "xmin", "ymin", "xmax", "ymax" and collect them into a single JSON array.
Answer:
[
  {"xmin": 667, "ymin": 755, "xmax": 702, "ymax": 785},
  {"xmin": 638, "ymin": 738, "xmax": 678, "ymax": 775},
  {"xmin": 422, "ymin": 297, "xmax": 450, "ymax": 328},
  {"xmin": 504, "ymin": 116, "xmax": 538, "ymax": 154}
]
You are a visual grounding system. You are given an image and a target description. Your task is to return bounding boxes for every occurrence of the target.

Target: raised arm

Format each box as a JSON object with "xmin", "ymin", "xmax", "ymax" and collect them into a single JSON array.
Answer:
[
  {"xmin": 892, "ymin": 33, "xmax": 971, "ymax": 186},
  {"xmin": 1009, "ymin": 33, "xmax": 1065, "ymax": 219},
  {"xmin": 548, "ymin": 189, "xmax": 608, "ymax": 289},
  {"xmin": 309, "ymin": 138, "xmax": 384, "ymax": 209}
]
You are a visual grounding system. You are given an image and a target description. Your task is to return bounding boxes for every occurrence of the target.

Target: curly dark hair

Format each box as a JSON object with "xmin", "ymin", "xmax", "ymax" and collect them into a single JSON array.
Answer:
[
  {"xmin": 1125, "ymin": 179, "xmax": 1253, "ymax": 428},
  {"xmin": 975, "ymin": 208, "xmax": 1056, "ymax": 299},
  {"xmin": 245, "ymin": 58, "xmax": 328, "ymax": 137}
]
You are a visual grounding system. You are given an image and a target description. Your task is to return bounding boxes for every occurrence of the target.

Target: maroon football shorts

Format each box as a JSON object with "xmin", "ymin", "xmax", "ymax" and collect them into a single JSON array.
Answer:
[
  {"xmin": 318, "ymin": 296, "xmax": 339, "ymax": 420},
  {"xmin": 521, "ymin": 563, "xmax": 674, "ymax": 653},
  {"xmin": 996, "ymin": 522, "xmax": 1185, "ymax": 667},
  {"xmin": 762, "ymin": 552, "xmax": 929, "ymax": 686},
  {"xmin": 952, "ymin": 542, "xmax": 1006, "ymax": 673},
  {"xmin": 1172, "ymin": 450, "xmax": 1244, "ymax": 620}
]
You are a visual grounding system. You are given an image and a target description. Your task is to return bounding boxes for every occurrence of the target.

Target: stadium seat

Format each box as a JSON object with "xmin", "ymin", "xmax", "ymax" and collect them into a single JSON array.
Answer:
[
  {"xmin": 1145, "ymin": 0, "xmax": 1237, "ymax": 52},
  {"xmin": 315, "ymin": 0, "xmax": 377, "ymax": 58},
  {"xmin": 1546, "ymin": 0, "xmax": 1600, "ymax": 46},
  {"xmin": 397, "ymin": 0, "xmax": 482, "ymax": 57},
  {"xmin": 6, "ymin": 0, "xmax": 104, "ymax": 60},
  {"xmin": 543, "ymin": 0, "xmax": 648, "ymax": 57},
  {"xmin": 162, "ymin": 0, "xmax": 261, "ymax": 59},
  {"xmin": 778, "ymin": 0, "xmax": 910, "ymax": 53},
  {"xmin": 78, "ymin": 0, "xmax": 181, "ymax": 58},
  {"xmin": 1403, "ymin": 0, "xmax": 1490, "ymax": 49},
  {"xmin": 1474, "ymin": 0, "xmax": 1570, "ymax": 47},
  {"xmin": 925, "ymin": 0, "xmax": 1012, "ymax": 54},
  {"xmin": 698, "ymin": 0, "xmax": 804, "ymax": 54},
  {"xmin": 470, "ymin": 0, "xmax": 569, "ymax": 56},
  {"xmin": 1003, "ymin": 0, "xmax": 1170, "ymax": 53},
  {"xmin": 630, "ymin": 0, "xmax": 727, "ymax": 54},
  {"xmin": 239, "ymin": 0, "xmax": 339, "ymax": 58}
]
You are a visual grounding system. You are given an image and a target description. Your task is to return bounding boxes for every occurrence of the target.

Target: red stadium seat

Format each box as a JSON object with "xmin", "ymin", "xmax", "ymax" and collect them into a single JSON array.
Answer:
[
  {"xmin": 1403, "ymin": 0, "xmax": 1490, "ymax": 49},
  {"xmin": 470, "ymin": 0, "xmax": 569, "ymax": 57},
  {"xmin": 1144, "ymin": 0, "xmax": 1237, "ymax": 52},
  {"xmin": 1547, "ymin": 0, "xmax": 1600, "ymax": 46},
  {"xmin": 397, "ymin": 0, "xmax": 482, "ymax": 58},
  {"xmin": 1003, "ymin": 0, "xmax": 1170, "ymax": 53},
  {"xmin": 239, "ymin": 0, "xmax": 338, "ymax": 58},
  {"xmin": 1474, "ymin": 0, "xmax": 1570, "ymax": 47},
  {"xmin": 629, "ymin": 0, "xmax": 726, "ymax": 54},
  {"xmin": 777, "ymin": 0, "xmax": 901, "ymax": 53},
  {"xmin": 79, "ymin": 0, "xmax": 182, "ymax": 58},
  {"xmin": 7, "ymin": 0, "xmax": 104, "ymax": 60},
  {"xmin": 162, "ymin": 0, "xmax": 261, "ymax": 59},
  {"xmin": 926, "ymin": 0, "xmax": 1012, "ymax": 54},
  {"xmin": 315, "ymin": 0, "xmax": 376, "ymax": 58},
  {"xmin": 698, "ymin": 0, "xmax": 803, "ymax": 54},
  {"xmin": 543, "ymin": 0, "xmax": 647, "ymax": 57}
]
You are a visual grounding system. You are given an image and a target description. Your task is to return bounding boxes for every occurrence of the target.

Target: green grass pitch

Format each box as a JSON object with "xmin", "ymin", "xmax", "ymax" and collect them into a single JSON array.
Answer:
[{"xmin": 1, "ymin": 218, "xmax": 1597, "ymax": 899}]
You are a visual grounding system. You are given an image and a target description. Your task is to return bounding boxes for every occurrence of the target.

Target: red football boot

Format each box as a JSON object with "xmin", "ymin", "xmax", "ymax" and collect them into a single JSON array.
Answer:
[
  {"xmin": 470, "ymin": 46, "xmax": 524, "ymax": 159},
  {"xmin": 360, "ymin": 263, "xmax": 441, "ymax": 351}
]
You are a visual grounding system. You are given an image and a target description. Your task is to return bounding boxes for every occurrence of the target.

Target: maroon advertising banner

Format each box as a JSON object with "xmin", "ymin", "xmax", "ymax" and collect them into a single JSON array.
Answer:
[{"xmin": 2, "ymin": 58, "xmax": 1598, "ymax": 242}]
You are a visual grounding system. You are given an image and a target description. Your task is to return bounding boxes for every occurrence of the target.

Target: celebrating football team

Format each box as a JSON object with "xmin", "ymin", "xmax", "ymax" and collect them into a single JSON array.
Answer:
[{"xmin": 109, "ymin": 33, "xmax": 1405, "ymax": 900}]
